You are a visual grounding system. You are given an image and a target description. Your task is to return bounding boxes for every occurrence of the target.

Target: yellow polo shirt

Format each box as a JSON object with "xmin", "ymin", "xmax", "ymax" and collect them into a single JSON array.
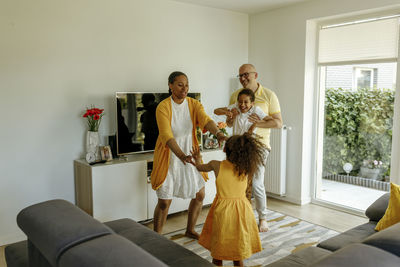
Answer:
[
  {"xmin": 229, "ymin": 84, "xmax": 281, "ymax": 150},
  {"xmin": 151, "ymin": 97, "xmax": 212, "ymax": 190}
]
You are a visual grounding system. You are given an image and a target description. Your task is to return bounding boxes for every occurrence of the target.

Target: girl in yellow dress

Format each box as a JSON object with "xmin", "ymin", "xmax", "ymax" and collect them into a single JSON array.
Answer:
[{"xmin": 191, "ymin": 133, "xmax": 265, "ymax": 266}]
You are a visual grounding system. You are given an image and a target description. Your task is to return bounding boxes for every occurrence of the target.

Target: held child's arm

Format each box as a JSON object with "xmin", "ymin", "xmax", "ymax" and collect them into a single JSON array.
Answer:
[
  {"xmin": 190, "ymin": 147, "xmax": 219, "ymax": 173},
  {"xmin": 248, "ymin": 113, "xmax": 283, "ymax": 129},
  {"xmin": 214, "ymin": 107, "xmax": 237, "ymax": 119},
  {"xmin": 225, "ymin": 108, "xmax": 238, "ymax": 127},
  {"xmin": 214, "ymin": 107, "xmax": 230, "ymax": 116}
]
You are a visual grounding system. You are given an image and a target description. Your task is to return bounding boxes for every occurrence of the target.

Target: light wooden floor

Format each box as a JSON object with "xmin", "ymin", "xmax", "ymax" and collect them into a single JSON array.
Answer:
[
  {"xmin": 144, "ymin": 197, "xmax": 368, "ymax": 234},
  {"xmin": 0, "ymin": 197, "xmax": 368, "ymax": 267},
  {"xmin": 0, "ymin": 246, "xmax": 4, "ymax": 267}
]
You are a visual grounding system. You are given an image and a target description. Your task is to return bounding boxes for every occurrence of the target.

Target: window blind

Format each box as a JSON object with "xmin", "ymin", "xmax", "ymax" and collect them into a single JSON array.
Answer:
[{"xmin": 318, "ymin": 17, "xmax": 399, "ymax": 65}]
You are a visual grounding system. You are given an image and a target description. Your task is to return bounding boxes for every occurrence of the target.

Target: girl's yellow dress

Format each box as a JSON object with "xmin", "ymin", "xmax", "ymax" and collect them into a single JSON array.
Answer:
[{"xmin": 198, "ymin": 160, "xmax": 262, "ymax": 260}]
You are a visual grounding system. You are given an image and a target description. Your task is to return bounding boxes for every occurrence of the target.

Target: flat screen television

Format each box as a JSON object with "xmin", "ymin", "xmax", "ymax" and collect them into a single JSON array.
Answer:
[{"xmin": 116, "ymin": 92, "xmax": 201, "ymax": 155}]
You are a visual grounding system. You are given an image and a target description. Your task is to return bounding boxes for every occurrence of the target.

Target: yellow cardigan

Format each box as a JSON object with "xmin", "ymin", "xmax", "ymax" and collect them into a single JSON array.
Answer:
[{"xmin": 151, "ymin": 97, "xmax": 212, "ymax": 190}]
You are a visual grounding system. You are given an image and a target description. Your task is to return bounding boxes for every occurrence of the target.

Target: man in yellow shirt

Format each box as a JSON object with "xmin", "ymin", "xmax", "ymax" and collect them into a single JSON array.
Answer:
[{"xmin": 229, "ymin": 64, "xmax": 283, "ymax": 232}]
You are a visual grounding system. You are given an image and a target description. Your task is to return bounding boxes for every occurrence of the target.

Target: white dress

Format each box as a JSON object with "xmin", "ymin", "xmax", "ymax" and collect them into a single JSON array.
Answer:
[{"xmin": 156, "ymin": 98, "xmax": 205, "ymax": 199}]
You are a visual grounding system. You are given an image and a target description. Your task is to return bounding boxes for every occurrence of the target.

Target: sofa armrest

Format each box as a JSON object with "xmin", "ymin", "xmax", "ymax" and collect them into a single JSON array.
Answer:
[
  {"xmin": 58, "ymin": 234, "xmax": 168, "ymax": 267},
  {"xmin": 17, "ymin": 199, "xmax": 113, "ymax": 266},
  {"xmin": 363, "ymin": 222, "xmax": 400, "ymax": 257},
  {"xmin": 317, "ymin": 222, "xmax": 376, "ymax": 252},
  {"xmin": 266, "ymin": 246, "xmax": 332, "ymax": 267},
  {"xmin": 105, "ymin": 219, "xmax": 214, "ymax": 266},
  {"xmin": 365, "ymin": 193, "xmax": 390, "ymax": 222},
  {"xmin": 311, "ymin": 243, "xmax": 400, "ymax": 267}
]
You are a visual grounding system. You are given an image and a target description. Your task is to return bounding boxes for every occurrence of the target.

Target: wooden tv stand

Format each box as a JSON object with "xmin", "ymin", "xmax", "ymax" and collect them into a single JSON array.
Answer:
[{"xmin": 74, "ymin": 149, "xmax": 224, "ymax": 222}]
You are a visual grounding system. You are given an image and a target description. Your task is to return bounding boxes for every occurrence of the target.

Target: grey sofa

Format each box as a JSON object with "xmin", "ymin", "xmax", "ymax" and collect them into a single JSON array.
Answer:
[
  {"xmin": 267, "ymin": 193, "xmax": 400, "ymax": 266},
  {"xmin": 4, "ymin": 199, "xmax": 214, "ymax": 267}
]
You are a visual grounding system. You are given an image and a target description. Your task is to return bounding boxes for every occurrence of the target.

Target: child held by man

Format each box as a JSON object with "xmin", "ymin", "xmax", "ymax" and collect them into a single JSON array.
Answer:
[
  {"xmin": 214, "ymin": 88, "xmax": 272, "ymax": 232},
  {"xmin": 214, "ymin": 88, "xmax": 273, "ymax": 135}
]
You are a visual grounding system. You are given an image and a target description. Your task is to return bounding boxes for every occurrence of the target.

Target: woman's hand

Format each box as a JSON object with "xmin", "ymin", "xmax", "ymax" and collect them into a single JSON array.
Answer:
[
  {"xmin": 178, "ymin": 154, "xmax": 193, "ymax": 165},
  {"xmin": 216, "ymin": 131, "xmax": 228, "ymax": 147}
]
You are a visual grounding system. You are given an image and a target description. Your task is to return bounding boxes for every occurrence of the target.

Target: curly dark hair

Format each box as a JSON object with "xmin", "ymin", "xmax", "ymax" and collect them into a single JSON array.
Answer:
[
  {"xmin": 224, "ymin": 133, "xmax": 266, "ymax": 179},
  {"xmin": 237, "ymin": 88, "xmax": 255, "ymax": 102}
]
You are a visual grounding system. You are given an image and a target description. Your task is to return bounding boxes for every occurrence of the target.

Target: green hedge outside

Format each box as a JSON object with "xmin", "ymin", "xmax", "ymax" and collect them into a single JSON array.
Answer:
[{"xmin": 323, "ymin": 87, "xmax": 394, "ymax": 177}]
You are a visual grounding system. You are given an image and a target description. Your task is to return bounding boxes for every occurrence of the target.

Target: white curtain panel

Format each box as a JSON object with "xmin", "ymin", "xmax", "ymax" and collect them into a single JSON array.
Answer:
[{"xmin": 319, "ymin": 17, "xmax": 399, "ymax": 65}]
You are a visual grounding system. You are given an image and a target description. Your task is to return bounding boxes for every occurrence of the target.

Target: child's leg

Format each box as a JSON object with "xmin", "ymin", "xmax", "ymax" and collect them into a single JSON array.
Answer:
[
  {"xmin": 252, "ymin": 155, "xmax": 269, "ymax": 232},
  {"xmin": 212, "ymin": 258, "xmax": 223, "ymax": 266},
  {"xmin": 233, "ymin": 260, "xmax": 244, "ymax": 266}
]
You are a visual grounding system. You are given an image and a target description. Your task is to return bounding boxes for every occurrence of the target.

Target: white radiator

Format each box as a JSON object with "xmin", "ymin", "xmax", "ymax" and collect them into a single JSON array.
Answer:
[{"xmin": 264, "ymin": 126, "xmax": 287, "ymax": 196}]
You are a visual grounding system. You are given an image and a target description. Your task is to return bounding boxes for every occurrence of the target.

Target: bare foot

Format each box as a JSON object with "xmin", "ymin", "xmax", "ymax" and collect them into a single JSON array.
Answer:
[
  {"xmin": 233, "ymin": 260, "xmax": 244, "ymax": 266},
  {"xmin": 184, "ymin": 230, "xmax": 200, "ymax": 239},
  {"xmin": 259, "ymin": 219, "xmax": 269, "ymax": 232},
  {"xmin": 212, "ymin": 258, "xmax": 223, "ymax": 266}
]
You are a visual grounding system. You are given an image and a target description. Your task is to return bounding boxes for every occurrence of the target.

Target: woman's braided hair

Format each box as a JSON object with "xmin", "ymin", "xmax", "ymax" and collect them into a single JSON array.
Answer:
[{"xmin": 224, "ymin": 133, "xmax": 266, "ymax": 179}]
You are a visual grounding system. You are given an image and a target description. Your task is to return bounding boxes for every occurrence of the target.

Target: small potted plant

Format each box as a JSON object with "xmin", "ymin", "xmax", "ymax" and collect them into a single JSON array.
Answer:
[{"xmin": 359, "ymin": 159, "xmax": 383, "ymax": 180}]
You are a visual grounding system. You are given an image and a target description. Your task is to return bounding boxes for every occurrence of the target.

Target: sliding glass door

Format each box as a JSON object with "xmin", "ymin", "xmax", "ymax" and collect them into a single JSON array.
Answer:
[{"xmin": 314, "ymin": 16, "xmax": 399, "ymax": 212}]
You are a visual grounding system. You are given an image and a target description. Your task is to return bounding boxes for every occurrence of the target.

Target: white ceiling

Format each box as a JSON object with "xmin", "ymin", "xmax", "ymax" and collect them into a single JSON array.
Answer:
[{"xmin": 172, "ymin": 0, "xmax": 315, "ymax": 14}]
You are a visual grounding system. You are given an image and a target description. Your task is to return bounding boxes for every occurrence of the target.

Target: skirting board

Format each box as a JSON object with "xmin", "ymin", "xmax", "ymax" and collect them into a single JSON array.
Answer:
[{"xmin": 268, "ymin": 193, "xmax": 311, "ymax": 205}]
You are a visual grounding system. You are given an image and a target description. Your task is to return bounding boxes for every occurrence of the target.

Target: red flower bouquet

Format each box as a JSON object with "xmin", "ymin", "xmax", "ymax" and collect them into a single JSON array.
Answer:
[{"xmin": 83, "ymin": 106, "xmax": 104, "ymax": 132}]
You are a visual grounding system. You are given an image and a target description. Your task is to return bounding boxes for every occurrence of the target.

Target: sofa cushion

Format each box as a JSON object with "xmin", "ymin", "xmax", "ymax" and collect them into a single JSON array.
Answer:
[
  {"xmin": 266, "ymin": 246, "xmax": 332, "ymax": 267},
  {"xmin": 104, "ymin": 218, "xmax": 138, "ymax": 233},
  {"xmin": 107, "ymin": 220, "xmax": 214, "ymax": 266},
  {"xmin": 4, "ymin": 240, "xmax": 28, "ymax": 267},
  {"xmin": 375, "ymin": 183, "xmax": 400, "ymax": 231},
  {"xmin": 317, "ymin": 222, "xmax": 376, "ymax": 251},
  {"xmin": 311, "ymin": 243, "xmax": 400, "ymax": 267},
  {"xmin": 363, "ymin": 222, "xmax": 400, "ymax": 256},
  {"xmin": 58, "ymin": 234, "xmax": 167, "ymax": 267},
  {"xmin": 16, "ymin": 199, "xmax": 113, "ymax": 266},
  {"xmin": 365, "ymin": 193, "xmax": 390, "ymax": 222}
]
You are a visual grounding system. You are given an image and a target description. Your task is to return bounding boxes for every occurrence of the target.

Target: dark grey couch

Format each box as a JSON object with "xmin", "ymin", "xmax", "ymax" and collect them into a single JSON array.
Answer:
[
  {"xmin": 4, "ymin": 199, "xmax": 214, "ymax": 267},
  {"xmin": 267, "ymin": 193, "xmax": 400, "ymax": 266}
]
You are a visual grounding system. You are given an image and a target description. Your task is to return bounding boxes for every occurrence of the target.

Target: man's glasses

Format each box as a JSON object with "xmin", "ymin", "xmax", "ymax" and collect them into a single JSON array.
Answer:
[{"xmin": 237, "ymin": 72, "xmax": 256, "ymax": 78}]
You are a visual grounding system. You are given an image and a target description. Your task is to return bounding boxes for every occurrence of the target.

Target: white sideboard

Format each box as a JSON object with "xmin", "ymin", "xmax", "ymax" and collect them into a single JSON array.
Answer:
[{"xmin": 74, "ymin": 149, "xmax": 225, "ymax": 222}]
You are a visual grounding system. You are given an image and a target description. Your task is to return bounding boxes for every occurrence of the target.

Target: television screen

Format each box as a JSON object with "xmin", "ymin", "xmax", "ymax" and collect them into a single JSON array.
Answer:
[{"xmin": 116, "ymin": 92, "xmax": 201, "ymax": 155}]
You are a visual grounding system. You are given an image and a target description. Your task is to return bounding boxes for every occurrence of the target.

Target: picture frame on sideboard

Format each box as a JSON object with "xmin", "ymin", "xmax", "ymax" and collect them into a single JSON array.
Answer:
[{"xmin": 100, "ymin": 145, "xmax": 113, "ymax": 161}]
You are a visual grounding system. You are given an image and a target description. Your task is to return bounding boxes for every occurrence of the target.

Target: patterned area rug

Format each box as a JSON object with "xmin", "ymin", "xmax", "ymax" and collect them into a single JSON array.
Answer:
[{"xmin": 164, "ymin": 209, "xmax": 338, "ymax": 266}]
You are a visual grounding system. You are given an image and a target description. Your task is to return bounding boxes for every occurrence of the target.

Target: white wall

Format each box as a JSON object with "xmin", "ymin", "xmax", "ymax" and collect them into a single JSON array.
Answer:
[
  {"xmin": 249, "ymin": 0, "xmax": 400, "ymax": 204},
  {"xmin": 0, "ymin": 0, "xmax": 248, "ymax": 245}
]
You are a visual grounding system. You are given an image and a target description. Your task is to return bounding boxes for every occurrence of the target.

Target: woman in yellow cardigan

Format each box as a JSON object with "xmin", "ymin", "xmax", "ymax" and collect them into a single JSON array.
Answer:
[{"xmin": 151, "ymin": 71, "xmax": 227, "ymax": 239}]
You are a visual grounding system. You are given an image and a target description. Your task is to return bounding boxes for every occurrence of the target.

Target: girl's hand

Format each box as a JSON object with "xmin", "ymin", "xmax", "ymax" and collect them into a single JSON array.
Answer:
[{"xmin": 190, "ymin": 146, "xmax": 202, "ymax": 164}]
